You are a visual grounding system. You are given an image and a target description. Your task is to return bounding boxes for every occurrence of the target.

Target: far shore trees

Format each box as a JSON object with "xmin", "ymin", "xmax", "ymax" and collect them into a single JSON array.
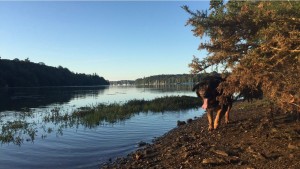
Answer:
[
  {"xmin": 184, "ymin": 0, "xmax": 300, "ymax": 112},
  {"xmin": 0, "ymin": 58, "xmax": 109, "ymax": 87}
]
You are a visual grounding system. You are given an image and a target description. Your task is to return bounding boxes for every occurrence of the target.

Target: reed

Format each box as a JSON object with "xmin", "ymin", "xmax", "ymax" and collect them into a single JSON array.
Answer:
[
  {"xmin": 1, "ymin": 95, "xmax": 201, "ymax": 145},
  {"xmin": 43, "ymin": 96, "xmax": 201, "ymax": 127},
  {"xmin": 72, "ymin": 96, "xmax": 201, "ymax": 127},
  {"xmin": 0, "ymin": 120, "xmax": 36, "ymax": 145}
]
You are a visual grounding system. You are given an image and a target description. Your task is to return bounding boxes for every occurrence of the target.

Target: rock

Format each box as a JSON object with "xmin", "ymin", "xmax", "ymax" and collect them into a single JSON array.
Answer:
[
  {"xmin": 144, "ymin": 149, "xmax": 152, "ymax": 155},
  {"xmin": 271, "ymin": 128, "xmax": 278, "ymax": 133},
  {"xmin": 288, "ymin": 143, "xmax": 299, "ymax": 150},
  {"xmin": 246, "ymin": 146, "xmax": 255, "ymax": 153},
  {"xmin": 257, "ymin": 122, "xmax": 269, "ymax": 131},
  {"xmin": 252, "ymin": 152, "xmax": 266, "ymax": 160},
  {"xmin": 187, "ymin": 118, "xmax": 193, "ymax": 124},
  {"xmin": 202, "ymin": 157, "xmax": 225, "ymax": 165},
  {"xmin": 246, "ymin": 146, "xmax": 266, "ymax": 160},
  {"xmin": 213, "ymin": 150, "xmax": 229, "ymax": 157},
  {"xmin": 227, "ymin": 156, "xmax": 240, "ymax": 163},
  {"xmin": 199, "ymin": 142, "xmax": 207, "ymax": 146},
  {"xmin": 183, "ymin": 152, "xmax": 190, "ymax": 159},
  {"xmin": 266, "ymin": 153, "xmax": 281, "ymax": 160},
  {"xmin": 229, "ymin": 147, "xmax": 242, "ymax": 156},
  {"xmin": 135, "ymin": 153, "xmax": 143, "ymax": 160},
  {"xmin": 137, "ymin": 141, "xmax": 148, "ymax": 147},
  {"xmin": 237, "ymin": 161, "xmax": 244, "ymax": 165},
  {"xmin": 177, "ymin": 120, "xmax": 186, "ymax": 126},
  {"xmin": 181, "ymin": 135, "xmax": 190, "ymax": 142}
]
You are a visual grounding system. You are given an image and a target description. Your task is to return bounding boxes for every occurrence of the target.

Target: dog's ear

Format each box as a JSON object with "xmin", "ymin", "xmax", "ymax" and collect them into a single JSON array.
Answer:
[
  {"xmin": 196, "ymin": 91, "xmax": 201, "ymax": 98},
  {"xmin": 192, "ymin": 83, "xmax": 200, "ymax": 91}
]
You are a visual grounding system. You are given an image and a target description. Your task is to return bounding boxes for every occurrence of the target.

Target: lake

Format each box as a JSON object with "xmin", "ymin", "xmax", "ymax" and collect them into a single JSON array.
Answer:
[{"xmin": 0, "ymin": 86, "xmax": 204, "ymax": 169}]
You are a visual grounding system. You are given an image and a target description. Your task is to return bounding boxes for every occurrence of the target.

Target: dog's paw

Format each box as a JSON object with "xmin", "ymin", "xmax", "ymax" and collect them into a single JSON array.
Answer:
[{"xmin": 214, "ymin": 124, "xmax": 219, "ymax": 130}]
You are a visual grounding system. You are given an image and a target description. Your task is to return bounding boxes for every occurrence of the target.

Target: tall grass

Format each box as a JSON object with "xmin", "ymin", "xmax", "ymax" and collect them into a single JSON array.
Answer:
[
  {"xmin": 45, "ymin": 96, "xmax": 201, "ymax": 128},
  {"xmin": 1, "ymin": 96, "xmax": 201, "ymax": 145}
]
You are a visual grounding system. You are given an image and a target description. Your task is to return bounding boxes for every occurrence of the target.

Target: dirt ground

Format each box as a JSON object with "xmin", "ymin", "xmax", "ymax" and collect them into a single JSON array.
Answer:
[{"xmin": 101, "ymin": 100, "xmax": 300, "ymax": 169}]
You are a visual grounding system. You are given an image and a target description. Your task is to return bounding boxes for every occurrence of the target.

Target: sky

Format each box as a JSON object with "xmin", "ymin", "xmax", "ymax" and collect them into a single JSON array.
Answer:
[{"xmin": 0, "ymin": 1, "xmax": 210, "ymax": 81}]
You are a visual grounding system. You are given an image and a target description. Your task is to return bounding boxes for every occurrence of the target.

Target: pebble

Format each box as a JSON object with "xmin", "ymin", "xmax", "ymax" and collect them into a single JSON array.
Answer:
[
  {"xmin": 135, "ymin": 153, "xmax": 143, "ymax": 160},
  {"xmin": 137, "ymin": 141, "xmax": 147, "ymax": 147},
  {"xmin": 213, "ymin": 150, "xmax": 229, "ymax": 157},
  {"xmin": 187, "ymin": 118, "xmax": 193, "ymax": 124},
  {"xmin": 177, "ymin": 120, "xmax": 186, "ymax": 126},
  {"xmin": 288, "ymin": 143, "xmax": 299, "ymax": 150},
  {"xmin": 202, "ymin": 157, "xmax": 225, "ymax": 165}
]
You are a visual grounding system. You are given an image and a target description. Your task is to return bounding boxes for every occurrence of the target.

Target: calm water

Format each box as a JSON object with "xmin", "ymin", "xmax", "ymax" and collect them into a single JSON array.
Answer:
[{"xmin": 0, "ymin": 86, "xmax": 204, "ymax": 169}]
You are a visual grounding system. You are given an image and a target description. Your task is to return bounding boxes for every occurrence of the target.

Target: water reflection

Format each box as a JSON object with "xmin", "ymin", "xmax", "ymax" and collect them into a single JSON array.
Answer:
[
  {"xmin": 0, "ymin": 86, "xmax": 109, "ymax": 146},
  {"xmin": 136, "ymin": 84, "xmax": 193, "ymax": 93},
  {"xmin": 0, "ymin": 86, "xmax": 108, "ymax": 112},
  {"xmin": 0, "ymin": 86, "xmax": 202, "ymax": 169},
  {"xmin": 0, "ymin": 86, "xmax": 197, "ymax": 143}
]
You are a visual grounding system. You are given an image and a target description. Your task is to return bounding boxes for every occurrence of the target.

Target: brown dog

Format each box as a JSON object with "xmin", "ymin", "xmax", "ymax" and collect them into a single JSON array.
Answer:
[{"xmin": 193, "ymin": 76, "xmax": 233, "ymax": 130}]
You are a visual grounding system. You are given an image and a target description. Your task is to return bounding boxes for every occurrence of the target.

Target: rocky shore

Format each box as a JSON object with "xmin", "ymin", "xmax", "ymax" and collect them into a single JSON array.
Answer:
[{"xmin": 101, "ymin": 100, "xmax": 300, "ymax": 169}]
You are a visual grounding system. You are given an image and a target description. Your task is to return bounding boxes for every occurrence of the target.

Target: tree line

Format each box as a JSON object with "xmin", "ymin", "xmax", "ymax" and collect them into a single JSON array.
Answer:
[
  {"xmin": 109, "ymin": 72, "xmax": 222, "ymax": 86},
  {"xmin": 0, "ymin": 58, "xmax": 109, "ymax": 87},
  {"xmin": 135, "ymin": 72, "xmax": 219, "ymax": 86}
]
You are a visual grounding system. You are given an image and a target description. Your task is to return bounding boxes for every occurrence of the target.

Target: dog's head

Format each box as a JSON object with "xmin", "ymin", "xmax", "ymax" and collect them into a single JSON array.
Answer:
[
  {"xmin": 193, "ymin": 81, "xmax": 211, "ymax": 99},
  {"xmin": 193, "ymin": 76, "xmax": 224, "ymax": 100},
  {"xmin": 198, "ymin": 83, "xmax": 210, "ymax": 98}
]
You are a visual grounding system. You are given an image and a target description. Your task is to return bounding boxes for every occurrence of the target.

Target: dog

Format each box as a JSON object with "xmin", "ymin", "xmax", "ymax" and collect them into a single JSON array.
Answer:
[{"xmin": 193, "ymin": 75, "xmax": 233, "ymax": 130}]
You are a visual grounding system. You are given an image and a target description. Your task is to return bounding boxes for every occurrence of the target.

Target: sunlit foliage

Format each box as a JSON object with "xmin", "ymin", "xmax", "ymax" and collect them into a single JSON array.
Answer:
[{"xmin": 184, "ymin": 0, "xmax": 300, "ymax": 112}]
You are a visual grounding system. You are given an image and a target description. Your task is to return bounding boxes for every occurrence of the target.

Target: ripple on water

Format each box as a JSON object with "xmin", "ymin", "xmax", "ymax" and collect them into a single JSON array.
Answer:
[{"xmin": 0, "ymin": 86, "xmax": 203, "ymax": 169}]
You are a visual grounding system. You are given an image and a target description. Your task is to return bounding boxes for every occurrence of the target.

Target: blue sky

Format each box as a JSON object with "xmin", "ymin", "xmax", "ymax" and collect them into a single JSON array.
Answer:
[{"xmin": 0, "ymin": 1, "xmax": 210, "ymax": 81}]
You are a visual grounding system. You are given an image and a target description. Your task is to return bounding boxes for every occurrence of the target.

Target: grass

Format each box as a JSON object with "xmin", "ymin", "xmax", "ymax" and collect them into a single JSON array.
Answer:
[
  {"xmin": 44, "ymin": 96, "xmax": 202, "ymax": 128},
  {"xmin": 1, "ymin": 95, "xmax": 201, "ymax": 145}
]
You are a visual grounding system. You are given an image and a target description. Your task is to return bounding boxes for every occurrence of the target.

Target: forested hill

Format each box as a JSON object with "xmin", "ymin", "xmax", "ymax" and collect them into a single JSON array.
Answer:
[
  {"xmin": 0, "ymin": 59, "xmax": 109, "ymax": 87},
  {"xmin": 135, "ymin": 73, "xmax": 215, "ymax": 85}
]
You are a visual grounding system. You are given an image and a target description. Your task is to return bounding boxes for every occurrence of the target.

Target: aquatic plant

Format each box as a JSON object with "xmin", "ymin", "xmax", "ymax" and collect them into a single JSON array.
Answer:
[
  {"xmin": 1, "ymin": 95, "xmax": 201, "ymax": 145},
  {"xmin": 42, "ymin": 96, "xmax": 201, "ymax": 128},
  {"xmin": 72, "ymin": 96, "xmax": 201, "ymax": 127},
  {"xmin": 0, "ymin": 120, "xmax": 37, "ymax": 146}
]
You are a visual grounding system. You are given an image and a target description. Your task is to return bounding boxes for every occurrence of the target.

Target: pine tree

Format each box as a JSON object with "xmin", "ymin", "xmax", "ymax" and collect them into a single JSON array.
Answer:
[{"xmin": 184, "ymin": 0, "xmax": 300, "ymax": 112}]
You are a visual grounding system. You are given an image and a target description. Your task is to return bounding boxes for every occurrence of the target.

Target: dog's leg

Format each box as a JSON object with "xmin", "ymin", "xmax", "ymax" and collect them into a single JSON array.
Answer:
[
  {"xmin": 214, "ymin": 108, "xmax": 222, "ymax": 129},
  {"xmin": 225, "ymin": 104, "xmax": 232, "ymax": 124},
  {"xmin": 207, "ymin": 109, "xmax": 213, "ymax": 131},
  {"xmin": 225, "ymin": 109, "xmax": 229, "ymax": 124}
]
